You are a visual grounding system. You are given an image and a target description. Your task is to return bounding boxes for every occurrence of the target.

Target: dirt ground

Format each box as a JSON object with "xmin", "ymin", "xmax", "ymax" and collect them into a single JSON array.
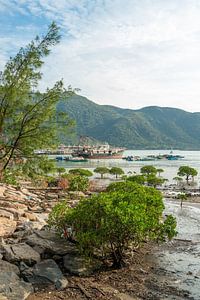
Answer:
[{"xmin": 27, "ymin": 241, "xmax": 191, "ymax": 300}]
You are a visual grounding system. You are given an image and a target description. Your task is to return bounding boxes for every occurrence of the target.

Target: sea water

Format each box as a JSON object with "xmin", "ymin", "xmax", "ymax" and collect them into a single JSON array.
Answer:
[{"xmin": 56, "ymin": 150, "xmax": 200, "ymax": 184}]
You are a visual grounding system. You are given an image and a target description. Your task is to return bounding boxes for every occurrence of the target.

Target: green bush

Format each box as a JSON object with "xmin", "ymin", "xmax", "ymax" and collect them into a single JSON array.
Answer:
[
  {"xmin": 49, "ymin": 182, "xmax": 177, "ymax": 267},
  {"xmin": 69, "ymin": 175, "xmax": 89, "ymax": 192}
]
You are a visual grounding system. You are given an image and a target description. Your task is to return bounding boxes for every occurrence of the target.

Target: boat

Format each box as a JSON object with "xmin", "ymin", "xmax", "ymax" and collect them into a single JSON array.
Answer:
[
  {"xmin": 72, "ymin": 143, "xmax": 125, "ymax": 159},
  {"xmin": 65, "ymin": 156, "xmax": 88, "ymax": 162}
]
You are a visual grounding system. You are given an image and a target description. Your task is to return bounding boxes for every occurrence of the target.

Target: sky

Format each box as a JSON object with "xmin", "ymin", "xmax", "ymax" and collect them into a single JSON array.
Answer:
[{"xmin": 0, "ymin": 0, "xmax": 200, "ymax": 112}]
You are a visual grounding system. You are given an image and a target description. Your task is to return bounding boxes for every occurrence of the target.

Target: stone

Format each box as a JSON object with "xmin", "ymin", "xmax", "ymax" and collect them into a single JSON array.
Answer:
[
  {"xmin": 0, "ymin": 260, "xmax": 20, "ymax": 275},
  {"xmin": 2, "ymin": 243, "xmax": 40, "ymax": 265},
  {"xmin": 0, "ymin": 272, "xmax": 33, "ymax": 300},
  {"xmin": 0, "ymin": 217, "xmax": 17, "ymax": 237},
  {"xmin": 22, "ymin": 212, "xmax": 38, "ymax": 221},
  {"xmin": 26, "ymin": 230, "xmax": 77, "ymax": 256},
  {"xmin": 23, "ymin": 259, "xmax": 68, "ymax": 290},
  {"xmin": 63, "ymin": 253, "xmax": 102, "ymax": 276},
  {"xmin": 0, "ymin": 186, "xmax": 6, "ymax": 197},
  {"xmin": 0, "ymin": 210, "xmax": 14, "ymax": 220}
]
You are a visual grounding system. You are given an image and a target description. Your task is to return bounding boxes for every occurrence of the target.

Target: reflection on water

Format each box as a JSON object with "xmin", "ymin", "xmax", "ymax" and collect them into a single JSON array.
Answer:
[{"xmin": 54, "ymin": 150, "xmax": 200, "ymax": 184}]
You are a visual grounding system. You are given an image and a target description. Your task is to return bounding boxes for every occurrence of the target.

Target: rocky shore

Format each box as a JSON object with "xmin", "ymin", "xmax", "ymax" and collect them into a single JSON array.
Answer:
[
  {"xmin": 1, "ymin": 183, "xmax": 200, "ymax": 300},
  {"xmin": 0, "ymin": 183, "xmax": 95, "ymax": 300}
]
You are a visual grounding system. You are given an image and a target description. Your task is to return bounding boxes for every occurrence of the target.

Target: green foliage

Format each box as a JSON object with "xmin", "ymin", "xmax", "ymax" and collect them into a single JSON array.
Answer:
[
  {"xmin": 94, "ymin": 167, "xmax": 110, "ymax": 179},
  {"xmin": 0, "ymin": 22, "xmax": 75, "ymax": 172},
  {"xmin": 21, "ymin": 156, "xmax": 56, "ymax": 179},
  {"xmin": 126, "ymin": 174, "xmax": 146, "ymax": 185},
  {"xmin": 109, "ymin": 167, "xmax": 124, "ymax": 178},
  {"xmin": 177, "ymin": 166, "xmax": 198, "ymax": 184},
  {"xmin": 1, "ymin": 168, "xmax": 18, "ymax": 186},
  {"xmin": 48, "ymin": 200, "xmax": 71, "ymax": 234},
  {"xmin": 57, "ymin": 94, "xmax": 200, "ymax": 150},
  {"xmin": 69, "ymin": 175, "xmax": 89, "ymax": 192},
  {"xmin": 50, "ymin": 182, "xmax": 177, "ymax": 267},
  {"xmin": 57, "ymin": 167, "xmax": 66, "ymax": 176},
  {"xmin": 69, "ymin": 168, "xmax": 93, "ymax": 177},
  {"xmin": 140, "ymin": 165, "xmax": 157, "ymax": 175},
  {"xmin": 146, "ymin": 174, "xmax": 165, "ymax": 187}
]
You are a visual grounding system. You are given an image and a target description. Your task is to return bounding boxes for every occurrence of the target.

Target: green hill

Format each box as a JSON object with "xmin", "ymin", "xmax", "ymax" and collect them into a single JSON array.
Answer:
[{"xmin": 57, "ymin": 95, "xmax": 200, "ymax": 150}]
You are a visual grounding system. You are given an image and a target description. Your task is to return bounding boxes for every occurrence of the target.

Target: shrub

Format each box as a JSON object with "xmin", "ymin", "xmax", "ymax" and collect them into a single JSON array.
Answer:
[
  {"xmin": 69, "ymin": 175, "xmax": 89, "ymax": 192},
  {"xmin": 49, "ymin": 182, "xmax": 177, "ymax": 267}
]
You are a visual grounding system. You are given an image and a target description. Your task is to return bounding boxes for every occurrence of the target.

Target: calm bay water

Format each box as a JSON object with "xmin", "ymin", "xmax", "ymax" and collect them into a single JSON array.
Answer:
[{"xmin": 55, "ymin": 150, "xmax": 200, "ymax": 184}]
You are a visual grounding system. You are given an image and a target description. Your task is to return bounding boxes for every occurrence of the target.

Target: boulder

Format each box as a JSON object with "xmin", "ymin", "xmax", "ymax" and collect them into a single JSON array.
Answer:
[
  {"xmin": 0, "ymin": 260, "xmax": 20, "ymax": 275},
  {"xmin": 63, "ymin": 253, "xmax": 102, "ymax": 276},
  {"xmin": 0, "ymin": 218, "xmax": 17, "ymax": 237},
  {"xmin": 26, "ymin": 230, "xmax": 77, "ymax": 256},
  {"xmin": 23, "ymin": 259, "xmax": 68, "ymax": 290},
  {"xmin": 0, "ymin": 271, "xmax": 33, "ymax": 300},
  {"xmin": 2, "ymin": 243, "xmax": 40, "ymax": 265}
]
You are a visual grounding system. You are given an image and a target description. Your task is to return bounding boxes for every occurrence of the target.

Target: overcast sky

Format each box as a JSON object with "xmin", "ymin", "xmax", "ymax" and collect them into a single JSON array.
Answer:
[{"xmin": 1, "ymin": 0, "xmax": 200, "ymax": 112}]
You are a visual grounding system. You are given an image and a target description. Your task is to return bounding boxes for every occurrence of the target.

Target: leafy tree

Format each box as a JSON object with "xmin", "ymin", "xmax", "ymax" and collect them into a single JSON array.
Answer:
[
  {"xmin": 140, "ymin": 165, "xmax": 157, "ymax": 175},
  {"xmin": 94, "ymin": 167, "xmax": 110, "ymax": 179},
  {"xmin": 109, "ymin": 167, "xmax": 124, "ymax": 178},
  {"xmin": 69, "ymin": 168, "xmax": 93, "ymax": 177},
  {"xmin": 57, "ymin": 167, "xmax": 66, "ymax": 177},
  {"xmin": 173, "ymin": 176, "xmax": 183, "ymax": 186},
  {"xmin": 69, "ymin": 175, "xmax": 89, "ymax": 192},
  {"xmin": 50, "ymin": 183, "xmax": 177, "ymax": 267},
  {"xmin": 0, "ymin": 22, "xmax": 75, "ymax": 173},
  {"xmin": 126, "ymin": 174, "xmax": 146, "ymax": 185},
  {"xmin": 157, "ymin": 168, "xmax": 164, "ymax": 177},
  {"xmin": 177, "ymin": 166, "xmax": 198, "ymax": 184},
  {"xmin": 177, "ymin": 193, "xmax": 187, "ymax": 209},
  {"xmin": 146, "ymin": 174, "xmax": 165, "ymax": 188}
]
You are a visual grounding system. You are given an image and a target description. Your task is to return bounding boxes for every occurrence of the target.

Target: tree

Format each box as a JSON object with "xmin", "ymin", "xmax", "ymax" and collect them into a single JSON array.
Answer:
[
  {"xmin": 109, "ymin": 167, "xmax": 124, "ymax": 178},
  {"xmin": 177, "ymin": 193, "xmax": 187, "ymax": 209},
  {"xmin": 49, "ymin": 183, "xmax": 177, "ymax": 267},
  {"xmin": 57, "ymin": 167, "xmax": 66, "ymax": 177},
  {"xmin": 69, "ymin": 168, "xmax": 93, "ymax": 177},
  {"xmin": 0, "ymin": 22, "xmax": 75, "ymax": 173},
  {"xmin": 157, "ymin": 168, "xmax": 164, "ymax": 177},
  {"xmin": 173, "ymin": 176, "xmax": 183, "ymax": 186},
  {"xmin": 146, "ymin": 174, "xmax": 165, "ymax": 188},
  {"xmin": 140, "ymin": 165, "xmax": 157, "ymax": 175},
  {"xmin": 177, "ymin": 166, "xmax": 198, "ymax": 184},
  {"xmin": 94, "ymin": 167, "xmax": 110, "ymax": 179}
]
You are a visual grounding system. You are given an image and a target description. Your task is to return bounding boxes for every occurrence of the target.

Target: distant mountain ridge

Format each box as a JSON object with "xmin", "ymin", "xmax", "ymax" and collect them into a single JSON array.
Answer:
[{"xmin": 57, "ymin": 95, "xmax": 200, "ymax": 150}]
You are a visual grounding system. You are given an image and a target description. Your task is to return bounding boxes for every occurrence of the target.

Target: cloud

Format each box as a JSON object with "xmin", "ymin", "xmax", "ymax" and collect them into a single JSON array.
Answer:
[{"xmin": 1, "ymin": 0, "xmax": 200, "ymax": 111}]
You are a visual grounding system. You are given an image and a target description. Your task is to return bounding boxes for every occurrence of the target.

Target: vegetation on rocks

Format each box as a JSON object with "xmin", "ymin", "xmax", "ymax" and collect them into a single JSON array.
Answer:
[{"xmin": 49, "ymin": 182, "xmax": 177, "ymax": 267}]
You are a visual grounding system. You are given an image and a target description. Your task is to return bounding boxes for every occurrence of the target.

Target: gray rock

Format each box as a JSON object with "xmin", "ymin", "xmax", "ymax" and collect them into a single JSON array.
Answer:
[
  {"xmin": 0, "ymin": 272, "xmax": 33, "ymax": 300},
  {"xmin": 26, "ymin": 230, "xmax": 77, "ymax": 256},
  {"xmin": 3, "ymin": 243, "xmax": 40, "ymax": 265},
  {"xmin": 0, "ymin": 260, "xmax": 20, "ymax": 275},
  {"xmin": 63, "ymin": 254, "xmax": 102, "ymax": 276},
  {"xmin": 23, "ymin": 259, "xmax": 68, "ymax": 290}
]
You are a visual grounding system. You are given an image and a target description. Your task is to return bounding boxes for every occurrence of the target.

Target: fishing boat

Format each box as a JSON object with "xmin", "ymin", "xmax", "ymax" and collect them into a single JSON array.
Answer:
[
  {"xmin": 72, "ymin": 143, "xmax": 125, "ymax": 159},
  {"xmin": 65, "ymin": 156, "xmax": 88, "ymax": 162}
]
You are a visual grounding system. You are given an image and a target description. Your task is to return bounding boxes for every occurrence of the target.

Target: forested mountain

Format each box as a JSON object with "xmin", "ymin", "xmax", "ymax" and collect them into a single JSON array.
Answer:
[{"xmin": 57, "ymin": 95, "xmax": 200, "ymax": 150}]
